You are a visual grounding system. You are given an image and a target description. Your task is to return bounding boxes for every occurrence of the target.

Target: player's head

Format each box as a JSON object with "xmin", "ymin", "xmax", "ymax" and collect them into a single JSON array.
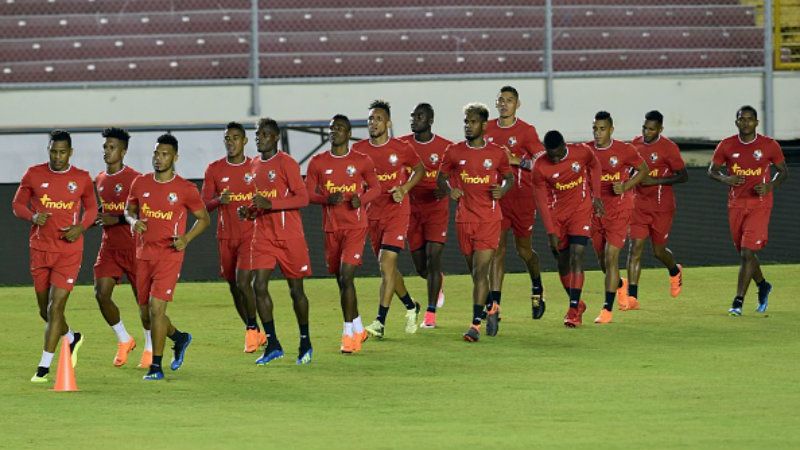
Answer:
[
  {"xmin": 48, "ymin": 129, "xmax": 73, "ymax": 171},
  {"xmin": 101, "ymin": 127, "xmax": 130, "ymax": 166},
  {"xmin": 368, "ymin": 99, "xmax": 391, "ymax": 139},
  {"xmin": 463, "ymin": 102, "xmax": 489, "ymax": 141},
  {"xmin": 410, "ymin": 103, "xmax": 434, "ymax": 135},
  {"xmin": 592, "ymin": 110, "xmax": 614, "ymax": 147},
  {"xmin": 642, "ymin": 110, "xmax": 664, "ymax": 144},
  {"xmin": 735, "ymin": 105, "xmax": 759, "ymax": 137},
  {"xmin": 153, "ymin": 133, "xmax": 178, "ymax": 173},
  {"xmin": 496, "ymin": 85, "xmax": 520, "ymax": 120},
  {"xmin": 543, "ymin": 130, "xmax": 567, "ymax": 163},
  {"xmin": 256, "ymin": 118, "xmax": 280, "ymax": 155},
  {"xmin": 224, "ymin": 121, "xmax": 248, "ymax": 159},
  {"xmin": 329, "ymin": 114, "xmax": 352, "ymax": 148}
]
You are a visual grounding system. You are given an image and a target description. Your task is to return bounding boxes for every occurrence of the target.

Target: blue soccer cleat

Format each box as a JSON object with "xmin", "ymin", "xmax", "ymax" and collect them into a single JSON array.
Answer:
[
  {"xmin": 255, "ymin": 348, "xmax": 284, "ymax": 366},
  {"xmin": 756, "ymin": 281, "xmax": 771, "ymax": 313},
  {"xmin": 143, "ymin": 370, "xmax": 164, "ymax": 381},
  {"xmin": 170, "ymin": 333, "xmax": 192, "ymax": 371},
  {"xmin": 296, "ymin": 348, "xmax": 313, "ymax": 365},
  {"xmin": 728, "ymin": 307, "xmax": 742, "ymax": 317}
]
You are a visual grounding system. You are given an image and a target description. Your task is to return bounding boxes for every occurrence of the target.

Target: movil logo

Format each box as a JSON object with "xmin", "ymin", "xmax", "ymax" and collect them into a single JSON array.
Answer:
[
  {"xmin": 648, "ymin": 168, "xmax": 659, "ymax": 177},
  {"xmin": 555, "ymin": 176, "xmax": 583, "ymax": 191},
  {"xmin": 228, "ymin": 192, "xmax": 254, "ymax": 202},
  {"xmin": 141, "ymin": 203, "xmax": 173, "ymax": 220},
  {"xmin": 425, "ymin": 169, "xmax": 439, "ymax": 180},
  {"xmin": 460, "ymin": 170, "xmax": 490, "ymax": 184},
  {"xmin": 257, "ymin": 188, "xmax": 278, "ymax": 198},
  {"xmin": 730, "ymin": 163, "xmax": 762, "ymax": 177},
  {"xmin": 377, "ymin": 172, "xmax": 398, "ymax": 182},
  {"xmin": 601, "ymin": 172, "xmax": 621, "ymax": 182},
  {"xmin": 39, "ymin": 194, "xmax": 74, "ymax": 210},
  {"xmin": 324, "ymin": 180, "xmax": 357, "ymax": 194},
  {"xmin": 102, "ymin": 200, "xmax": 125, "ymax": 212}
]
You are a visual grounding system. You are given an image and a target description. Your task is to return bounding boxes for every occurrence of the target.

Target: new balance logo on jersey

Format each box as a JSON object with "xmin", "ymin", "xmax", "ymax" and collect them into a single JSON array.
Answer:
[
  {"xmin": 552, "ymin": 173, "xmax": 560, "ymax": 179},
  {"xmin": 460, "ymin": 171, "xmax": 490, "ymax": 184},
  {"xmin": 221, "ymin": 177, "xmax": 230, "ymax": 182},
  {"xmin": 40, "ymin": 183, "xmax": 49, "ymax": 188},
  {"xmin": 601, "ymin": 172, "xmax": 621, "ymax": 182},
  {"xmin": 325, "ymin": 169, "xmax": 333, "ymax": 175},
  {"xmin": 39, "ymin": 194, "xmax": 74, "ymax": 210}
]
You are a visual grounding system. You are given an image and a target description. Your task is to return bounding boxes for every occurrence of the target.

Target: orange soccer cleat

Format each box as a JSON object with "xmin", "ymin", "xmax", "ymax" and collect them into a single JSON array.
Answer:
[
  {"xmin": 616, "ymin": 278, "xmax": 629, "ymax": 310},
  {"xmin": 670, "ymin": 264, "xmax": 683, "ymax": 298},
  {"xmin": 244, "ymin": 329, "xmax": 262, "ymax": 353},
  {"xmin": 137, "ymin": 350, "xmax": 153, "ymax": 369},
  {"xmin": 340, "ymin": 334, "xmax": 356, "ymax": 354},
  {"xmin": 113, "ymin": 338, "xmax": 137, "ymax": 367},
  {"xmin": 564, "ymin": 300, "xmax": 587, "ymax": 328},
  {"xmin": 625, "ymin": 296, "xmax": 640, "ymax": 310},
  {"xmin": 594, "ymin": 309, "xmax": 613, "ymax": 324}
]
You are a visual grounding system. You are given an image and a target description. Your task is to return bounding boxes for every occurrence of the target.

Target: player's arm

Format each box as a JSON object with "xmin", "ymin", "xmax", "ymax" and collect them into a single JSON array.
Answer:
[
  {"xmin": 304, "ymin": 160, "xmax": 329, "ymax": 205},
  {"xmin": 61, "ymin": 178, "xmax": 98, "ymax": 242},
  {"xmin": 174, "ymin": 207, "xmax": 210, "ymax": 251},
  {"xmin": 585, "ymin": 147, "xmax": 605, "ymax": 217},
  {"xmin": 391, "ymin": 159, "xmax": 425, "ymax": 203},
  {"xmin": 491, "ymin": 152, "xmax": 515, "ymax": 199},
  {"xmin": 269, "ymin": 160, "xmax": 309, "ymax": 210},
  {"xmin": 755, "ymin": 160, "xmax": 789, "ymax": 195},
  {"xmin": 614, "ymin": 160, "xmax": 649, "ymax": 195},
  {"xmin": 11, "ymin": 171, "xmax": 47, "ymax": 225},
  {"xmin": 124, "ymin": 181, "xmax": 147, "ymax": 233},
  {"xmin": 532, "ymin": 164, "xmax": 558, "ymax": 251},
  {"xmin": 201, "ymin": 166, "xmax": 226, "ymax": 211},
  {"xmin": 358, "ymin": 159, "xmax": 381, "ymax": 207}
]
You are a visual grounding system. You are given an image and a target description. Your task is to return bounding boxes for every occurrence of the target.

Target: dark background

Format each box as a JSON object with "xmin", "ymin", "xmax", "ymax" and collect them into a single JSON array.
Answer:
[{"xmin": 2, "ymin": 166, "xmax": 797, "ymax": 286}]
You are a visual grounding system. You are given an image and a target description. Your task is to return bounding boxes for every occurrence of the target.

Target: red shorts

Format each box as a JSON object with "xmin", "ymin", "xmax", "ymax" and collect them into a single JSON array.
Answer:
[
  {"xmin": 249, "ymin": 236, "xmax": 312, "ymax": 279},
  {"xmin": 729, "ymin": 205, "xmax": 771, "ymax": 251},
  {"xmin": 591, "ymin": 208, "xmax": 631, "ymax": 255},
  {"xmin": 324, "ymin": 227, "xmax": 368, "ymax": 274},
  {"xmin": 408, "ymin": 203, "xmax": 449, "ymax": 251},
  {"xmin": 135, "ymin": 258, "xmax": 182, "ymax": 305},
  {"xmin": 552, "ymin": 204, "xmax": 593, "ymax": 251},
  {"xmin": 93, "ymin": 247, "xmax": 137, "ymax": 285},
  {"xmin": 217, "ymin": 237, "xmax": 252, "ymax": 281},
  {"xmin": 456, "ymin": 221, "xmax": 501, "ymax": 255},
  {"xmin": 630, "ymin": 208, "xmax": 675, "ymax": 246},
  {"xmin": 30, "ymin": 249, "xmax": 82, "ymax": 292},
  {"xmin": 500, "ymin": 198, "xmax": 536, "ymax": 238},
  {"xmin": 368, "ymin": 215, "xmax": 409, "ymax": 256}
]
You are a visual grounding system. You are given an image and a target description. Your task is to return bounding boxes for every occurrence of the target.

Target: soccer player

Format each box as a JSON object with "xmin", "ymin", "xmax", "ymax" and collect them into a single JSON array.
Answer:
[
  {"xmin": 13, "ymin": 130, "xmax": 97, "ymax": 383},
  {"xmin": 305, "ymin": 114, "xmax": 381, "ymax": 353},
  {"xmin": 484, "ymin": 86, "xmax": 546, "ymax": 329},
  {"xmin": 93, "ymin": 127, "xmax": 150, "ymax": 368},
  {"xmin": 437, "ymin": 103, "xmax": 513, "ymax": 342},
  {"xmin": 353, "ymin": 100, "xmax": 425, "ymax": 339},
  {"xmin": 627, "ymin": 111, "xmax": 688, "ymax": 304},
  {"xmin": 532, "ymin": 131, "xmax": 604, "ymax": 328},
  {"xmin": 589, "ymin": 111, "xmax": 648, "ymax": 324},
  {"xmin": 125, "ymin": 134, "xmax": 210, "ymax": 380},
  {"xmin": 708, "ymin": 105, "xmax": 788, "ymax": 316},
  {"xmin": 241, "ymin": 118, "xmax": 313, "ymax": 365},
  {"xmin": 201, "ymin": 122, "xmax": 265, "ymax": 353},
  {"xmin": 399, "ymin": 103, "xmax": 453, "ymax": 328}
]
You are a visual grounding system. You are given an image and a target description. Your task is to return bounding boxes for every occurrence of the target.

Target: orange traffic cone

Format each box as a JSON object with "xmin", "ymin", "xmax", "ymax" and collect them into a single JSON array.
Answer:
[{"xmin": 53, "ymin": 336, "xmax": 78, "ymax": 392}]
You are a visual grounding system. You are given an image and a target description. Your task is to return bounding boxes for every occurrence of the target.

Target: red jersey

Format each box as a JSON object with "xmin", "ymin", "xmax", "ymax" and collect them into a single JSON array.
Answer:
[
  {"xmin": 249, "ymin": 152, "xmax": 308, "ymax": 240},
  {"xmin": 12, "ymin": 163, "xmax": 98, "ymax": 253},
  {"xmin": 127, "ymin": 173, "xmax": 205, "ymax": 262},
  {"xmin": 590, "ymin": 139, "xmax": 645, "ymax": 212},
  {"xmin": 305, "ymin": 149, "xmax": 381, "ymax": 232},
  {"xmin": 631, "ymin": 135, "xmax": 685, "ymax": 212},
  {"xmin": 201, "ymin": 156, "xmax": 256, "ymax": 240},
  {"xmin": 712, "ymin": 134, "xmax": 785, "ymax": 208},
  {"xmin": 439, "ymin": 141, "xmax": 512, "ymax": 223},
  {"xmin": 398, "ymin": 133, "xmax": 454, "ymax": 207},
  {"xmin": 485, "ymin": 118, "xmax": 543, "ymax": 200},
  {"xmin": 352, "ymin": 137, "xmax": 422, "ymax": 220},
  {"xmin": 532, "ymin": 144, "xmax": 601, "ymax": 234},
  {"xmin": 96, "ymin": 165, "xmax": 141, "ymax": 251}
]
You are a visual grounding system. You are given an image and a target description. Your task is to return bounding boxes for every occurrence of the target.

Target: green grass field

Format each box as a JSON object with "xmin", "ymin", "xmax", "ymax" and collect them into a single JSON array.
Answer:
[{"xmin": 3, "ymin": 265, "xmax": 800, "ymax": 449}]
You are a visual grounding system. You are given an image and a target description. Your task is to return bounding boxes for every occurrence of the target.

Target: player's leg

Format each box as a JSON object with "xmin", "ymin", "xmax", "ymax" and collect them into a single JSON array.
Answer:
[
  {"xmin": 143, "ymin": 260, "xmax": 190, "ymax": 379},
  {"xmin": 487, "ymin": 229, "xmax": 509, "ymax": 311},
  {"xmin": 253, "ymin": 268, "xmax": 283, "ymax": 364},
  {"xmin": 514, "ymin": 233, "xmax": 546, "ymax": 319},
  {"xmin": 237, "ymin": 269, "xmax": 264, "ymax": 353},
  {"xmin": 145, "ymin": 297, "xmax": 178, "ymax": 379},
  {"xmin": 391, "ymin": 266, "xmax": 419, "ymax": 333},
  {"xmin": 287, "ymin": 277, "xmax": 312, "ymax": 363},
  {"xmin": 563, "ymin": 238, "xmax": 589, "ymax": 328},
  {"xmin": 464, "ymin": 249, "xmax": 494, "ymax": 342},
  {"xmin": 227, "ymin": 279, "xmax": 249, "ymax": 326},
  {"xmin": 371, "ymin": 247, "xmax": 400, "ymax": 335},
  {"xmin": 33, "ymin": 287, "xmax": 72, "ymax": 381},
  {"xmin": 35, "ymin": 289, "xmax": 48, "ymax": 322},
  {"xmin": 95, "ymin": 277, "xmax": 136, "ymax": 366},
  {"xmin": 626, "ymin": 238, "xmax": 646, "ymax": 303},
  {"xmin": 410, "ymin": 246, "xmax": 428, "ymax": 280},
  {"xmin": 421, "ymin": 241, "xmax": 445, "ymax": 328},
  {"xmin": 596, "ymin": 243, "xmax": 623, "ymax": 323}
]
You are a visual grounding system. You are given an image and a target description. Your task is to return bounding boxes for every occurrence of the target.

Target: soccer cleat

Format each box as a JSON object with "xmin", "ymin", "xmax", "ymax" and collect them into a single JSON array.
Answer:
[
  {"xmin": 756, "ymin": 281, "xmax": 772, "ymax": 313},
  {"xmin": 624, "ymin": 296, "xmax": 640, "ymax": 311},
  {"xmin": 670, "ymin": 264, "xmax": 683, "ymax": 298},
  {"xmin": 365, "ymin": 320, "xmax": 385, "ymax": 339},
  {"xmin": 244, "ymin": 329, "xmax": 261, "ymax": 353},
  {"xmin": 170, "ymin": 333, "xmax": 192, "ymax": 371},
  {"xmin": 531, "ymin": 294, "xmax": 546, "ymax": 320},
  {"xmin": 486, "ymin": 303, "xmax": 501, "ymax": 337},
  {"xmin": 463, "ymin": 324, "xmax": 480, "ymax": 342},
  {"xmin": 340, "ymin": 334, "xmax": 356, "ymax": 354},
  {"xmin": 405, "ymin": 302, "xmax": 421, "ymax": 334},
  {"xmin": 728, "ymin": 307, "xmax": 743, "ymax": 317},
  {"xmin": 113, "ymin": 338, "xmax": 137, "ymax": 367},
  {"xmin": 297, "ymin": 347, "xmax": 313, "ymax": 365},
  {"xmin": 564, "ymin": 300, "xmax": 587, "ymax": 328},
  {"xmin": 420, "ymin": 311, "xmax": 436, "ymax": 329},
  {"xmin": 138, "ymin": 350, "xmax": 153, "ymax": 369},
  {"xmin": 255, "ymin": 348, "xmax": 285, "ymax": 365},
  {"xmin": 142, "ymin": 369, "xmax": 164, "ymax": 381},
  {"xmin": 437, "ymin": 274, "xmax": 446, "ymax": 308},
  {"xmin": 31, "ymin": 367, "xmax": 49, "ymax": 383},
  {"xmin": 616, "ymin": 279, "xmax": 629, "ymax": 311},
  {"xmin": 258, "ymin": 331, "xmax": 267, "ymax": 346},
  {"xmin": 594, "ymin": 309, "xmax": 613, "ymax": 324},
  {"xmin": 69, "ymin": 332, "xmax": 84, "ymax": 368}
]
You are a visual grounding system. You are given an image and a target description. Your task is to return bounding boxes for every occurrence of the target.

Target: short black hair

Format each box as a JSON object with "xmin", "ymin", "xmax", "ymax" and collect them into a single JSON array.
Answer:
[
  {"xmin": 49, "ymin": 129, "xmax": 72, "ymax": 147},
  {"xmin": 369, "ymin": 99, "xmax": 391, "ymax": 118},
  {"xmin": 500, "ymin": 85, "xmax": 519, "ymax": 99},
  {"xmin": 157, "ymin": 133, "xmax": 179, "ymax": 152},
  {"xmin": 414, "ymin": 102, "xmax": 434, "ymax": 118},
  {"xmin": 644, "ymin": 110, "xmax": 664, "ymax": 125},
  {"xmin": 737, "ymin": 105, "xmax": 758, "ymax": 120},
  {"xmin": 331, "ymin": 114, "xmax": 352, "ymax": 131},
  {"xmin": 463, "ymin": 102, "xmax": 489, "ymax": 122},
  {"xmin": 102, "ymin": 127, "xmax": 131, "ymax": 148},
  {"xmin": 594, "ymin": 110, "xmax": 613, "ymax": 126},
  {"xmin": 543, "ymin": 130, "xmax": 565, "ymax": 150},
  {"xmin": 257, "ymin": 118, "xmax": 280, "ymax": 135},
  {"xmin": 226, "ymin": 121, "xmax": 246, "ymax": 136}
]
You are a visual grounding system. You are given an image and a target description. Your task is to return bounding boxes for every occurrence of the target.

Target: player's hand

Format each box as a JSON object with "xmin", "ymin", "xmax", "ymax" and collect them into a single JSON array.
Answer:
[
  {"xmin": 548, "ymin": 233, "xmax": 560, "ymax": 257},
  {"xmin": 433, "ymin": 185, "xmax": 449, "ymax": 200},
  {"xmin": 172, "ymin": 235, "xmax": 189, "ymax": 251},
  {"xmin": 450, "ymin": 188, "xmax": 463, "ymax": 200},
  {"xmin": 132, "ymin": 219, "xmax": 147, "ymax": 234},
  {"xmin": 253, "ymin": 194, "xmax": 272, "ymax": 210},
  {"xmin": 389, "ymin": 185, "xmax": 407, "ymax": 203},
  {"xmin": 32, "ymin": 212, "xmax": 51, "ymax": 226},
  {"xmin": 754, "ymin": 182, "xmax": 772, "ymax": 196},
  {"xmin": 592, "ymin": 198, "xmax": 605, "ymax": 218},
  {"xmin": 725, "ymin": 175, "xmax": 745, "ymax": 187},
  {"xmin": 59, "ymin": 224, "xmax": 85, "ymax": 242},
  {"xmin": 490, "ymin": 184, "xmax": 504, "ymax": 200},
  {"xmin": 612, "ymin": 181, "xmax": 625, "ymax": 195},
  {"xmin": 219, "ymin": 188, "xmax": 232, "ymax": 205},
  {"xmin": 98, "ymin": 213, "xmax": 119, "ymax": 227},
  {"xmin": 237, "ymin": 205, "xmax": 250, "ymax": 220},
  {"xmin": 327, "ymin": 192, "xmax": 343, "ymax": 205},
  {"xmin": 504, "ymin": 146, "xmax": 521, "ymax": 166},
  {"xmin": 350, "ymin": 195, "xmax": 361, "ymax": 209}
]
